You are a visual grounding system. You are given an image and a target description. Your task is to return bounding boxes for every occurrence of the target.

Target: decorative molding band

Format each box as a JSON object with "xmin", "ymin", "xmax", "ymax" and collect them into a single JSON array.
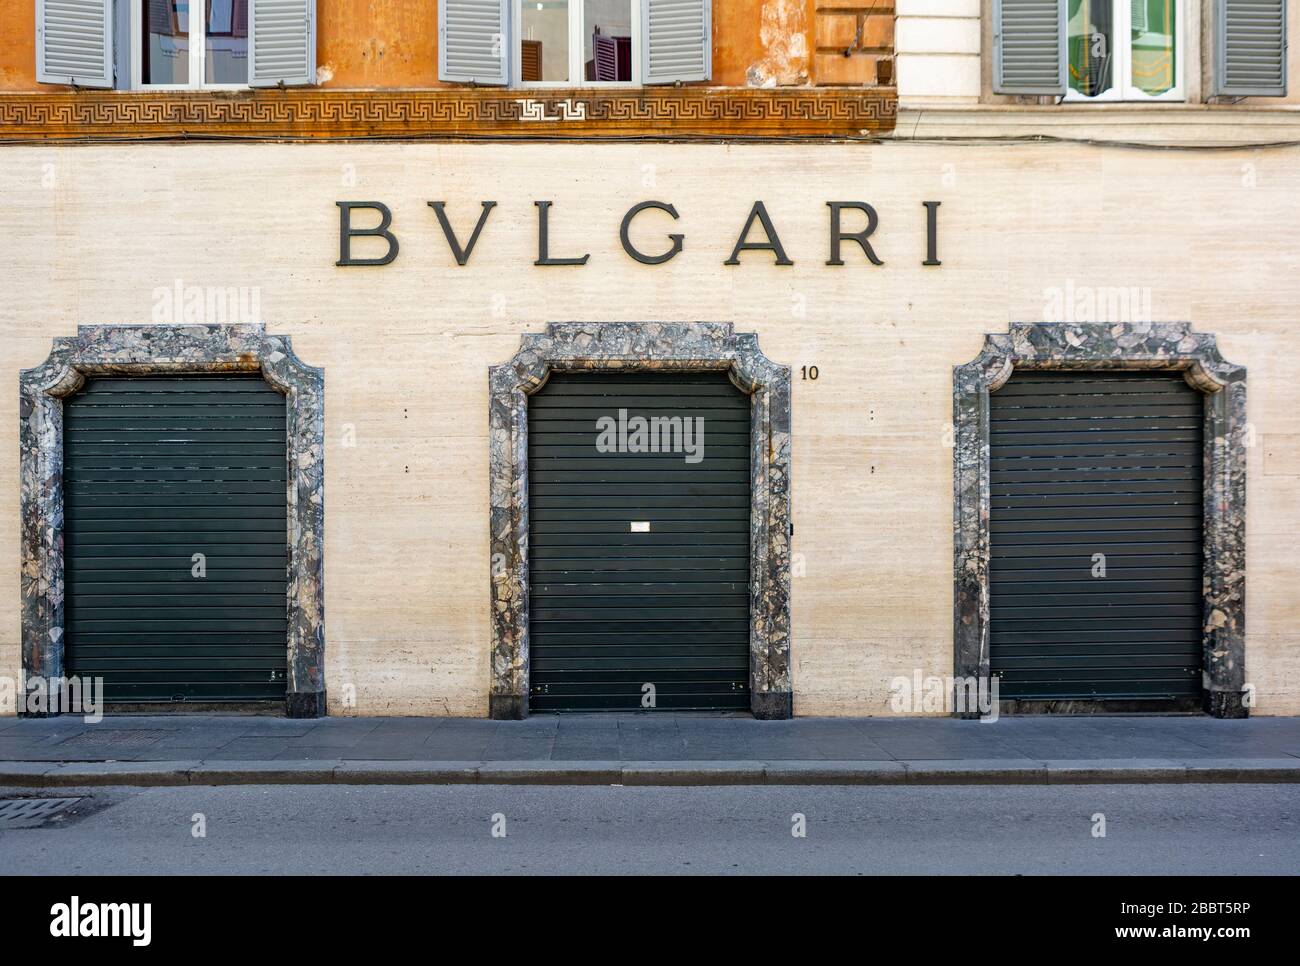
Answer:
[
  {"xmin": 488, "ymin": 322, "xmax": 793, "ymax": 720},
  {"xmin": 0, "ymin": 87, "xmax": 898, "ymax": 141},
  {"xmin": 19, "ymin": 324, "xmax": 326, "ymax": 718},
  {"xmin": 952, "ymin": 322, "xmax": 1248, "ymax": 719}
]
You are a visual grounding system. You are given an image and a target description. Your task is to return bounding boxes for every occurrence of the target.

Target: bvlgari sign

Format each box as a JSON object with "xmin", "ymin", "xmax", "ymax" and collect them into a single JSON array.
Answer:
[{"xmin": 335, "ymin": 200, "xmax": 943, "ymax": 267}]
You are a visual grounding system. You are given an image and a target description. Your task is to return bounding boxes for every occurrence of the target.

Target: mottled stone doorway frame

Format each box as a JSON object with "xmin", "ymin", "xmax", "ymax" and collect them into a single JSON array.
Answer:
[
  {"xmin": 953, "ymin": 323, "xmax": 1247, "ymax": 719},
  {"xmin": 489, "ymin": 322, "xmax": 793, "ymax": 720},
  {"xmin": 20, "ymin": 324, "xmax": 326, "ymax": 718}
]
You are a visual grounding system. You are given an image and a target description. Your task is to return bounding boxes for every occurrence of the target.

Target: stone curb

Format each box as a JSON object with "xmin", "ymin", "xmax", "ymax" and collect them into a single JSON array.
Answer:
[{"xmin": 3, "ymin": 758, "xmax": 1300, "ymax": 787}]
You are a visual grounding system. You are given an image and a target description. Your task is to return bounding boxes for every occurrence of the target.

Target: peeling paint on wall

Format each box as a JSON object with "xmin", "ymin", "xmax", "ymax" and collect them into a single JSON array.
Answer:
[{"xmin": 747, "ymin": 0, "xmax": 811, "ymax": 87}]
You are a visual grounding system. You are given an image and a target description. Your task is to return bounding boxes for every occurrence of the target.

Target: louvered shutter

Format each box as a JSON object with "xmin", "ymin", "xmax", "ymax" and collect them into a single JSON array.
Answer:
[
  {"xmin": 249, "ymin": 0, "xmax": 316, "ymax": 87},
  {"xmin": 992, "ymin": 0, "xmax": 1066, "ymax": 95},
  {"xmin": 1215, "ymin": 0, "xmax": 1287, "ymax": 96},
  {"xmin": 439, "ymin": 0, "xmax": 510, "ymax": 85},
  {"xmin": 36, "ymin": 0, "xmax": 113, "ymax": 88},
  {"xmin": 641, "ymin": 0, "xmax": 712, "ymax": 85}
]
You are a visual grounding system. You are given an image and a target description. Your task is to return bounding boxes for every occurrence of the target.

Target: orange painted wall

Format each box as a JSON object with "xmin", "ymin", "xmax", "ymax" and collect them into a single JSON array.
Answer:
[
  {"xmin": 0, "ymin": 0, "xmax": 39, "ymax": 90},
  {"xmin": 0, "ymin": 1, "xmax": 814, "ymax": 91},
  {"xmin": 318, "ymin": 0, "xmax": 440, "ymax": 87}
]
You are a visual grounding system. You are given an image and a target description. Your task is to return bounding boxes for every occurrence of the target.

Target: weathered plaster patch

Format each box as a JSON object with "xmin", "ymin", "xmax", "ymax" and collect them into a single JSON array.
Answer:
[
  {"xmin": 749, "ymin": 0, "xmax": 810, "ymax": 87},
  {"xmin": 488, "ymin": 322, "xmax": 793, "ymax": 720},
  {"xmin": 19, "ymin": 324, "xmax": 326, "ymax": 718},
  {"xmin": 952, "ymin": 322, "xmax": 1247, "ymax": 719}
]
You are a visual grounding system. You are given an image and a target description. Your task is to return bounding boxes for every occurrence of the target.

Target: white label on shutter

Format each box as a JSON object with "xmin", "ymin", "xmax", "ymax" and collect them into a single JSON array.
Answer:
[{"xmin": 630, "ymin": 521, "xmax": 651, "ymax": 533}]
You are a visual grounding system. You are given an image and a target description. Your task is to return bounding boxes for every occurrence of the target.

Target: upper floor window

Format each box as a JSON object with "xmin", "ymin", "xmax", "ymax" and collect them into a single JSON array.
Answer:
[
  {"xmin": 35, "ymin": 0, "xmax": 314, "ymax": 90},
  {"xmin": 1066, "ymin": 0, "xmax": 1181, "ymax": 100},
  {"xmin": 136, "ymin": 1, "xmax": 249, "ymax": 87},
  {"xmin": 989, "ymin": 0, "xmax": 1282, "ymax": 101},
  {"xmin": 516, "ymin": 1, "xmax": 639, "ymax": 85},
  {"xmin": 439, "ymin": 0, "xmax": 708, "ymax": 87}
]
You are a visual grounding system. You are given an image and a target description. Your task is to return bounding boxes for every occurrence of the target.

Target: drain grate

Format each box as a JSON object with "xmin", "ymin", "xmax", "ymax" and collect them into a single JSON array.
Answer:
[
  {"xmin": 58, "ymin": 729, "xmax": 172, "ymax": 749},
  {"xmin": 0, "ymin": 797, "xmax": 83, "ymax": 829}
]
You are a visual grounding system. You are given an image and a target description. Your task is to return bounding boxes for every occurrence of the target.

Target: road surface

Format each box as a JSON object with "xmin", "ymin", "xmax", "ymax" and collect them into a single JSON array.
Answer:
[{"xmin": 3, "ymin": 783, "xmax": 1297, "ymax": 875}]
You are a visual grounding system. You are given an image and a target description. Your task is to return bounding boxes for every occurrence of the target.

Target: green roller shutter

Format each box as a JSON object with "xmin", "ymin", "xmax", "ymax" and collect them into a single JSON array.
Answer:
[
  {"xmin": 63, "ymin": 375, "xmax": 289, "ymax": 703},
  {"xmin": 528, "ymin": 372, "xmax": 751, "ymax": 712},
  {"xmin": 989, "ymin": 371, "xmax": 1203, "ymax": 701}
]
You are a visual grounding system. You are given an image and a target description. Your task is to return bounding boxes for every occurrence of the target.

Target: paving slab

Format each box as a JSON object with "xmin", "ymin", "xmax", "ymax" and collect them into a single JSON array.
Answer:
[
  {"xmin": 1043, "ymin": 759, "xmax": 1189, "ymax": 784},
  {"xmin": 902, "ymin": 760, "xmax": 1048, "ymax": 784},
  {"xmin": 476, "ymin": 761, "xmax": 622, "ymax": 785},
  {"xmin": 550, "ymin": 741, "xmax": 622, "ymax": 760},
  {"xmin": 1181, "ymin": 759, "xmax": 1300, "ymax": 783},
  {"xmin": 332, "ymin": 761, "xmax": 481, "ymax": 784},
  {"xmin": 0, "ymin": 761, "xmax": 57, "ymax": 783},
  {"xmin": 185, "ymin": 761, "xmax": 340, "ymax": 785},
  {"xmin": 42, "ymin": 761, "xmax": 198, "ymax": 786},
  {"xmin": 762, "ymin": 760, "xmax": 909, "ymax": 784},
  {"xmin": 621, "ymin": 761, "xmax": 766, "ymax": 786}
]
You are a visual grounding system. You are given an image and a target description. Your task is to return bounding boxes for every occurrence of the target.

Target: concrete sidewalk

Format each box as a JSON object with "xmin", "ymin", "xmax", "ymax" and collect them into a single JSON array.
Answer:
[{"xmin": 2, "ymin": 713, "xmax": 1299, "ymax": 786}]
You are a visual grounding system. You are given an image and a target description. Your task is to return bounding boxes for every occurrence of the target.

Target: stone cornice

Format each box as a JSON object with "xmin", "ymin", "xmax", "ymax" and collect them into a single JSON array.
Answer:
[{"xmin": 894, "ymin": 105, "xmax": 1300, "ymax": 147}]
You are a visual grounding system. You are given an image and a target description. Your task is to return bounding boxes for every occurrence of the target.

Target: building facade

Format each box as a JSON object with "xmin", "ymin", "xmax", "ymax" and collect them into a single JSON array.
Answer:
[{"xmin": 0, "ymin": 1, "xmax": 1296, "ymax": 719}]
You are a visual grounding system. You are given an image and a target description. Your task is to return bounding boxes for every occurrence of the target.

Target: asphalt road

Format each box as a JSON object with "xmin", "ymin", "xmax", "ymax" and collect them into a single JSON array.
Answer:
[{"xmin": 3, "ymin": 783, "xmax": 1298, "ymax": 875}]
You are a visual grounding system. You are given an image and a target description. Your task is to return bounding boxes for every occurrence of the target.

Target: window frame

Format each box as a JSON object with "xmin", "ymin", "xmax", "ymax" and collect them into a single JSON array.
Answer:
[
  {"xmin": 511, "ymin": 0, "xmax": 642, "ymax": 88},
  {"xmin": 1064, "ymin": 0, "xmax": 1185, "ymax": 102},
  {"xmin": 130, "ymin": 0, "xmax": 250, "ymax": 90}
]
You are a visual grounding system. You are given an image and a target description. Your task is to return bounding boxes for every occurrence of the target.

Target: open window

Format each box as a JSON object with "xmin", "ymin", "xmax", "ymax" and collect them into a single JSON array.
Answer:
[
  {"xmin": 516, "ymin": 0, "xmax": 638, "ymax": 85},
  {"xmin": 438, "ymin": 0, "xmax": 709, "ymax": 86},
  {"xmin": 36, "ymin": 0, "xmax": 315, "ymax": 89},
  {"xmin": 994, "ymin": 0, "xmax": 1287, "ymax": 100},
  {"xmin": 134, "ymin": 0, "xmax": 314, "ymax": 88},
  {"xmin": 1064, "ymin": 0, "xmax": 1182, "ymax": 101}
]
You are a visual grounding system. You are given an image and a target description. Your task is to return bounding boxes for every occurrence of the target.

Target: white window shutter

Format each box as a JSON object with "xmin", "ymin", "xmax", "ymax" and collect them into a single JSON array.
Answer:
[
  {"xmin": 641, "ymin": 0, "xmax": 712, "ymax": 85},
  {"xmin": 249, "ymin": 0, "xmax": 317, "ymax": 87},
  {"xmin": 36, "ymin": 0, "xmax": 113, "ymax": 88},
  {"xmin": 439, "ymin": 0, "xmax": 510, "ymax": 85},
  {"xmin": 1215, "ymin": 0, "xmax": 1287, "ymax": 96},
  {"xmin": 992, "ymin": 0, "xmax": 1066, "ymax": 95}
]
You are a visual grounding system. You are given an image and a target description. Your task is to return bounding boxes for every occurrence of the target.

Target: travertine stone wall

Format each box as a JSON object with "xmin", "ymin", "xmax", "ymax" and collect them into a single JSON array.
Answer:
[{"xmin": 0, "ymin": 141, "xmax": 1296, "ymax": 716}]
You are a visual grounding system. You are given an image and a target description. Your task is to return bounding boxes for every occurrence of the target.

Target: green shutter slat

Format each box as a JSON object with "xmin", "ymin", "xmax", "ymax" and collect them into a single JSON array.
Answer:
[
  {"xmin": 64, "ymin": 375, "xmax": 289, "ymax": 703},
  {"xmin": 988, "ymin": 372, "xmax": 1203, "ymax": 701},
  {"xmin": 73, "ymin": 580, "xmax": 288, "ymax": 594},
  {"xmin": 528, "ymin": 372, "xmax": 751, "ymax": 712}
]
